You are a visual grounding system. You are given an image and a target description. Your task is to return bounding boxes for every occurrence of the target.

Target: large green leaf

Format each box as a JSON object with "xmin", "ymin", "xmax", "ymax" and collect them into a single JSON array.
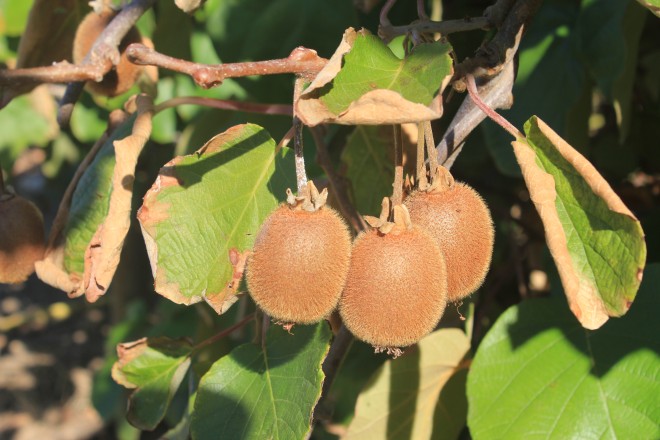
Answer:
[
  {"xmin": 513, "ymin": 117, "xmax": 646, "ymax": 329},
  {"xmin": 345, "ymin": 328, "xmax": 470, "ymax": 440},
  {"xmin": 467, "ymin": 263, "xmax": 660, "ymax": 440},
  {"xmin": 320, "ymin": 31, "xmax": 452, "ymax": 115},
  {"xmin": 341, "ymin": 126, "xmax": 394, "ymax": 217},
  {"xmin": 63, "ymin": 114, "xmax": 137, "ymax": 275},
  {"xmin": 112, "ymin": 336, "xmax": 193, "ymax": 431},
  {"xmin": 191, "ymin": 323, "xmax": 332, "ymax": 440},
  {"xmin": 138, "ymin": 124, "xmax": 295, "ymax": 311},
  {"xmin": 0, "ymin": 93, "xmax": 53, "ymax": 168},
  {"xmin": 297, "ymin": 29, "xmax": 452, "ymax": 126}
]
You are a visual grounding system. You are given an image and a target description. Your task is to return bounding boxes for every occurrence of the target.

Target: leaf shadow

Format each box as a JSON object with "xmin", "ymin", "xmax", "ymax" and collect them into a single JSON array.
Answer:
[
  {"xmin": 386, "ymin": 345, "xmax": 420, "ymax": 440},
  {"xmin": 192, "ymin": 392, "xmax": 250, "ymax": 438},
  {"xmin": 159, "ymin": 129, "xmax": 292, "ymax": 201},
  {"xmin": 504, "ymin": 265, "xmax": 659, "ymax": 378}
]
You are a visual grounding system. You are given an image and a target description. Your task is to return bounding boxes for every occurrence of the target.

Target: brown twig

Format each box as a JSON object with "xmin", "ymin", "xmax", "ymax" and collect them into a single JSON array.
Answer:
[
  {"xmin": 424, "ymin": 121, "xmax": 438, "ymax": 177},
  {"xmin": 310, "ymin": 127, "xmax": 367, "ymax": 233},
  {"xmin": 0, "ymin": 62, "xmax": 107, "ymax": 88},
  {"xmin": 58, "ymin": 0, "xmax": 158, "ymax": 128},
  {"xmin": 154, "ymin": 96, "xmax": 292, "ymax": 116},
  {"xmin": 417, "ymin": 0, "xmax": 429, "ymax": 20},
  {"xmin": 416, "ymin": 123, "xmax": 428, "ymax": 189},
  {"xmin": 126, "ymin": 44, "xmax": 328, "ymax": 89},
  {"xmin": 465, "ymin": 73, "xmax": 523, "ymax": 139},
  {"xmin": 379, "ymin": 0, "xmax": 398, "ymax": 26},
  {"xmin": 192, "ymin": 313, "xmax": 256, "ymax": 353},
  {"xmin": 380, "ymin": 17, "xmax": 491, "ymax": 41}
]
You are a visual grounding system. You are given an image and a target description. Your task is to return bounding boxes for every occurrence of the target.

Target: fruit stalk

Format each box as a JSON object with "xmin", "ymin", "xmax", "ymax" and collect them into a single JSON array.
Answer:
[
  {"xmin": 293, "ymin": 77, "xmax": 307, "ymax": 194},
  {"xmin": 465, "ymin": 73, "xmax": 523, "ymax": 139},
  {"xmin": 392, "ymin": 124, "xmax": 404, "ymax": 206},
  {"xmin": 416, "ymin": 123, "xmax": 428, "ymax": 189}
]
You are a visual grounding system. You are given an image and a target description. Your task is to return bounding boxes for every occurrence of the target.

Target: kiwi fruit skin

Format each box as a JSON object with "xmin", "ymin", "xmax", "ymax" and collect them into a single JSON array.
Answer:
[
  {"xmin": 0, "ymin": 195, "xmax": 46, "ymax": 284},
  {"xmin": 339, "ymin": 227, "xmax": 448, "ymax": 348},
  {"xmin": 246, "ymin": 205, "xmax": 352, "ymax": 324},
  {"xmin": 73, "ymin": 10, "xmax": 143, "ymax": 97},
  {"xmin": 404, "ymin": 184, "xmax": 494, "ymax": 302}
]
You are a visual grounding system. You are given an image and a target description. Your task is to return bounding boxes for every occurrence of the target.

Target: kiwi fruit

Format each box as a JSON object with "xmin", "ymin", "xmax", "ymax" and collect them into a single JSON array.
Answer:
[
  {"xmin": 404, "ymin": 167, "xmax": 494, "ymax": 302},
  {"xmin": 0, "ymin": 193, "xmax": 46, "ymax": 284},
  {"xmin": 246, "ymin": 182, "xmax": 352, "ymax": 324},
  {"xmin": 73, "ymin": 9, "xmax": 143, "ymax": 97},
  {"xmin": 339, "ymin": 204, "xmax": 448, "ymax": 348}
]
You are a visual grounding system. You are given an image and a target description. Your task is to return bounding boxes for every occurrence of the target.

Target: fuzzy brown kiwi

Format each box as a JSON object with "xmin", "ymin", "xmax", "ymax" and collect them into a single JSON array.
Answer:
[
  {"xmin": 339, "ymin": 205, "xmax": 448, "ymax": 348},
  {"xmin": 404, "ymin": 174, "xmax": 494, "ymax": 302},
  {"xmin": 0, "ymin": 193, "xmax": 45, "ymax": 284},
  {"xmin": 73, "ymin": 9, "xmax": 143, "ymax": 97},
  {"xmin": 246, "ymin": 184, "xmax": 352, "ymax": 324}
]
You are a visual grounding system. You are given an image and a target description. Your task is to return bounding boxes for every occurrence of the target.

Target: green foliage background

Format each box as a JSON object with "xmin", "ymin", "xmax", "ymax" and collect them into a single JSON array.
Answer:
[{"xmin": 0, "ymin": 0, "xmax": 658, "ymax": 439}]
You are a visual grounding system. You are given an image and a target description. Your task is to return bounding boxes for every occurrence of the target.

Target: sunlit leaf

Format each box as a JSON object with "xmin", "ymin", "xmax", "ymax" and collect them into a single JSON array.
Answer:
[
  {"xmin": 297, "ymin": 28, "xmax": 452, "ymax": 126},
  {"xmin": 138, "ymin": 123, "xmax": 295, "ymax": 312},
  {"xmin": 346, "ymin": 328, "xmax": 470, "ymax": 440},
  {"xmin": 467, "ymin": 263, "xmax": 660, "ymax": 439},
  {"xmin": 636, "ymin": 0, "xmax": 660, "ymax": 17},
  {"xmin": 112, "ymin": 336, "xmax": 193, "ymax": 431},
  {"xmin": 513, "ymin": 117, "xmax": 645, "ymax": 329},
  {"xmin": 191, "ymin": 323, "xmax": 332, "ymax": 440}
]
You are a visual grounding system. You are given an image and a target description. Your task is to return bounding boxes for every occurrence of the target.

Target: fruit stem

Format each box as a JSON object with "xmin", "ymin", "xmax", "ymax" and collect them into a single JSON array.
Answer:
[
  {"xmin": 192, "ymin": 313, "xmax": 256, "ymax": 353},
  {"xmin": 416, "ymin": 123, "xmax": 428, "ymax": 189},
  {"xmin": 293, "ymin": 77, "xmax": 308, "ymax": 194},
  {"xmin": 424, "ymin": 121, "xmax": 439, "ymax": 182},
  {"xmin": 392, "ymin": 124, "xmax": 404, "ymax": 207},
  {"xmin": 465, "ymin": 73, "xmax": 524, "ymax": 139}
]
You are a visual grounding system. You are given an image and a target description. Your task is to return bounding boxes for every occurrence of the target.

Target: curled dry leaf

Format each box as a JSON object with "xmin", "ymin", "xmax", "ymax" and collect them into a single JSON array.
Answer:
[
  {"xmin": 512, "ymin": 116, "xmax": 646, "ymax": 329},
  {"xmin": 35, "ymin": 97, "xmax": 153, "ymax": 301},
  {"xmin": 296, "ymin": 28, "xmax": 453, "ymax": 126},
  {"xmin": 82, "ymin": 95, "xmax": 154, "ymax": 301}
]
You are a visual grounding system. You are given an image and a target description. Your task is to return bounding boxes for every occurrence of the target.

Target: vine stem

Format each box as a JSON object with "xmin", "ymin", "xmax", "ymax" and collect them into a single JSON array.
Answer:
[
  {"xmin": 379, "ymin": 0, "xmax": 398, "ymax": 26},
  {"xmin": 0, "ymin": 160, "xmax": 5, "ymax": 194},
  {"xmin": 293, "ymin": 77, "xmax": 307, "ymax": 194},
  {"xmin": 126, "ymin": 44, "xmax": 327, "ymax": 89},
  {"xmin": 465, "ymin": 73, "xmax": 524, "ymax": 139},
  {"xmin": 153, "ymin": 96, "xmax": 292, "ymax": 116},
  {"xmin": 58, "ymin": 0, "xmax": 157, "ymax": 127},
  {"xmin": 391, "ymin": 125, "xmax": 404, "ymax": 207},
  {"xmin": 192, "ymin": 313, "xmax": 256, "ymax": 353}
]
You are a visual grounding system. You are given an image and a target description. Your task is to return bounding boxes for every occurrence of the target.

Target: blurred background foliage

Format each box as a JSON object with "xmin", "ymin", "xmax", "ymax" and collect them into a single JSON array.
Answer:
[{"xmin": 0, "ymin": 0, "xmax": 658, "ymax": 438}]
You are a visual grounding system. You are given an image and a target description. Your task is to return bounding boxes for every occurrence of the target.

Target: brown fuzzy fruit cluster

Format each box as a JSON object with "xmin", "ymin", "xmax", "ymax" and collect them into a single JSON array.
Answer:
[
  {"xmin": 404, "ymin": 171, "xmax": 494, "ymax": 303},
  {"xmin": 0, "ymin": 194, "xmax": 46, "ymax": 284},
  {"xmin": 73, "ymin": 9, "xmax": 144, "ymax": 97},
  {"xmin": 338, "ymin": 216, "xmax": 448, "ymax": 348},
  {"xmin": 247, "ymin": 186, "xmax": 352, "ymax": 324}
]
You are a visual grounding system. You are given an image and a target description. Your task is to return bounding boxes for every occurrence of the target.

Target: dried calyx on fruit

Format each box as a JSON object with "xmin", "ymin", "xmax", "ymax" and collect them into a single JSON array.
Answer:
[
  {"xmin": 339, "ymin": 199, "xmax": 448, "ymax": 351},
  {"xmin": 404, "ymin": 165, "xmax": 494, "ymax": 302},
  {"xmin": 73, "ymin": 7, "xmax": 145, "ymax": 97},
  {"xmin": 0, "ymin": 191, "xmax": 46, "ymax": 284},
  {"xmin": 246, "ymin": 181, "xmax": 352, "ymax": 325}
]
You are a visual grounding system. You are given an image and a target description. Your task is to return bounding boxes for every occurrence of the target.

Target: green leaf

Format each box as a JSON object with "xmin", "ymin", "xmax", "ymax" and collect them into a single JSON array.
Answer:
[
  {"xmin": 513, "ymin": 117, "xmax": 646, "ymax": 328},
  {"xmin": 341, "ymin": 126, "xmax": 394, "ymax": 216},
  {"xmin": 0, "ymin": 0, "xmax": 34, "ymax": 36},
  {"xmin": 320, "ymin": 31, "xmax": 452, "ymax": 114},
  {"xmin": 191, "ymin": 323, "xmax": 332, "ymax": 440},
  {"xmin": 63, "ymin": 114, "xmax": 137, "ymax": 275},
  {"xmin": 297, "ymin": 29, "xmax": 452, "ymax": 126},
  {"xmin": 112, "ymin": 336, "xmax": 193, "ymax": 431},
  {"xmin": 636, "ymin": 0, "xmax": 660, "ymax": 17},
  {"xmin": 138, "ymin": 124, "xmax": 295, "ymax": 311},
  {"xmin": 466, "ymin": 263, "xmax": 660, "ymax": 440},
  {"xmin": 482, "ymin": 0, "xmax": 633, "ymax": 176},
  {"xmin": 203, "ymin": 0, "xmax": 357, "ymax": 102},
  {"xmin": 345, "ymin": 329, "xmax": 470, "ymax": 440},
  {"xmin": 0, "ymin": 94, "xmax": 53, "ymax": 167}
]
